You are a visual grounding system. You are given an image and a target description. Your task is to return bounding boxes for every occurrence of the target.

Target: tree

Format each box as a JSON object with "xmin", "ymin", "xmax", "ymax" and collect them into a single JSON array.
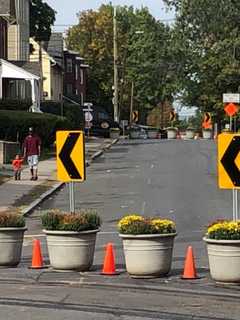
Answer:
[
  {"xmin": 30, "ymin": 0, "xmax": 56, "ymax": 42},
  {"xmin": 66, "ymin": 4, "xmax": 179, "ymax": 121},
  {"xmin": 163, "ymin": 0, "xmax": 240, "ymax": 122}
]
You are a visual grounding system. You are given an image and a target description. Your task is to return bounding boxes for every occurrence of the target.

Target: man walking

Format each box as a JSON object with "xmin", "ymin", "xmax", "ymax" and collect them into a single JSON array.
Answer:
[{"xmin": 23, "ymin": 127, "xmax": 41, "ymax": 181}]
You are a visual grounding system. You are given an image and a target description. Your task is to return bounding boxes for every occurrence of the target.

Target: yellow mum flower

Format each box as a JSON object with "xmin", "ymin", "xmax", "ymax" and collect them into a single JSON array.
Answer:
[{"xmin": 118, "ymin": 214, "xmax": 144, "ymax": 228}]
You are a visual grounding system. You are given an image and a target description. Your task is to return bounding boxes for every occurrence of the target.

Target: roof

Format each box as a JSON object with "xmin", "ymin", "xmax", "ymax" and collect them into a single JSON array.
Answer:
[
  {"xmin": 43, "ymin": 33, "xmax": 64, "ymax": 68},
  {"xmin": 0, "ymin": 59, "xmax": 40, "ymax": 80},
  {"xmin": 9, "ymin": 61, "xmax": 41, "ymax": 78}
]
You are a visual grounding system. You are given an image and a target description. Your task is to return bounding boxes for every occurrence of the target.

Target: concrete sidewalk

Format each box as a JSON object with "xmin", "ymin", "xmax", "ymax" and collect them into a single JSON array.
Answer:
[{"xmin": 0, "ymin": 137, "xmax": 116, "ymax": 213}]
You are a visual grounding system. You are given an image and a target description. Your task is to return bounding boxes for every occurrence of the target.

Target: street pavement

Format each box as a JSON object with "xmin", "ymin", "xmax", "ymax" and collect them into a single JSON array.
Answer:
[{"xmin": 0, "ymin": 138, "xmax": 239, "ymax": 319}]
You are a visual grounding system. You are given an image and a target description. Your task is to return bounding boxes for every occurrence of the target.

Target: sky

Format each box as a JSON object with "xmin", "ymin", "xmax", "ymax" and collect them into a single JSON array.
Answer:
[{"xmin": 46, "ymin": 0, "xmax": 175, "ymax": 32}]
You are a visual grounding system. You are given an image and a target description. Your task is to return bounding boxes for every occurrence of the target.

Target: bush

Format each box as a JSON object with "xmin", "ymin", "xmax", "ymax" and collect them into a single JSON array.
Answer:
[
  {"xmin": 0, "ymin": 110, "xmax": 71, "ymax": 147},
  {"xmin": 207, "ymin": 220, "xmax": 240, "ymax": 240},
  {"xmin": 40, "ymin": 101, "xmax": 84, "ymax": 130},
  {"xmin": 0, "ymin": 211, "xmax": 25, "ymax": 228},
  {"xmin": 118, "ymin": 214, "xmax": 176, "ymax": 235},
  {"xmin": 0, "ymin": 99, "xmax": 32, "ymax": 111},
  {"xmin": 41, "ymin": 209, "xmax": 101, "ymax": 232}
]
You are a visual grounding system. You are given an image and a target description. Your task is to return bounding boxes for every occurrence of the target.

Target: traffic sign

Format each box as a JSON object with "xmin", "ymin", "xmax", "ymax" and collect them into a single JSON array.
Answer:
[
  {"xmin": 202, "ymin": 112, "xmax": 212, "ymax": 129},
  {"xmin": 56, "ymin": 131, "xmax": 86, "ymax": 182},
  {"xmin": 84, "ymin": 111, "xmax": 93, "ymax": 122},
  {"xmin": 223, "ymin": 93, "xmax": 240, "ymax": 104},
  {"xmin": 224, "ymin": 103, "xmax": 238, "ymax": 117},
  {"xmin": 132, "ymin": 110, "xmax": 139, "ymax": 123},
  {"xmin": 218, "ymin": 133, "xmax": 240, "ymax": 189},
  {"xmin": 170, "ymin": 110, "xmax": 176, "ymax": 122}
]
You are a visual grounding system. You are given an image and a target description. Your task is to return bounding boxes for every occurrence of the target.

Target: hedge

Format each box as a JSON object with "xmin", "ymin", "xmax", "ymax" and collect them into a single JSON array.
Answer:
[
  {"xmin": 0, "ymin": 110, "xmax": 72, "ymax": 147},
  {"xmin": 40, "ymin": 101, "xmax": 84, "ymax": 130},
  {"xmin": 0, "ymin": 99, "xmax": 32, "ymax": 111}
]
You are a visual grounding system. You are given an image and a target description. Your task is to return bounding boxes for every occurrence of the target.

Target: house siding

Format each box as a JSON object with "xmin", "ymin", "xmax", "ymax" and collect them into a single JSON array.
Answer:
[{"xmin": 8, "ymin": 0, "xmax": 29, "ymax": 61}]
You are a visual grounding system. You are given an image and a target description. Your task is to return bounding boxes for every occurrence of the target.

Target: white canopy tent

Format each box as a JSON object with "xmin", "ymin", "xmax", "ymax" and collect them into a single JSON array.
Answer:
[{"xmin": 0, "ymin": 59, "xmax": 41, "ymax": 112}]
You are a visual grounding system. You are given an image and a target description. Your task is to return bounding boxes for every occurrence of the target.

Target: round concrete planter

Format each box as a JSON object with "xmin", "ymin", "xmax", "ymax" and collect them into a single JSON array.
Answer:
[
  {"xmin": 0, "ymin": 227, "xmax": 27, "ymax": 267},
  {"xmin": 129, "ymin": 130, "xmax": 140, "ymax": 139},
  {"xmin": 204, "ymin": 237, "xmax": 240, "ymax": 283},
  {"xmin": 110, "ymin": 129, "xmax": 120, "ymax": 139},
  {"xmin": 167, "ymin": 129, "xmax": 177, "ymax": 139},
  {"xmin": 147, "ymin": 130, "xmax": 158, "ymax": 139},
  {"xmin": 119, "ymin": 233, "xmax": 177, "ymax": 278},
  {"xmin": 202, "ymin": 129, "xmax": 212, "ymax": 139},
  {"xmin": 186, "ymin": 129, "xmax": 195, "ymax": 139},
  {"xmin": 43, "ymin": 229, "xmax": 100, "ymax": 271}
]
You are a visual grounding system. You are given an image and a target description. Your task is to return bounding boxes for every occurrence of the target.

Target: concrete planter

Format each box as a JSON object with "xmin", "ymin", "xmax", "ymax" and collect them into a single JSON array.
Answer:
[
  {"xmin": 204, "ymin": 237, "xmax": 240, "ymax": 283},
  {"xmin": 129, "ymin": 130, "xmax": 140, "ymax": 139},
  {"xmin": 110, "ymin": 129, "xmax": 120, "ymax": 139},
  {"xmin": 43, "ymin": 229, "xmax": 100, "ymax": 271},
  {"xmin": 119, "ymin": 233, "xmax": 177, "ymax": 278},
  {"xmin": 202, "ymin": 129, "xmax": 212, "ymax": 139},
  {"xmin": 0, "ymin": 227, "xmax": 27, "ymax": 267},
  {"xmin": 147, "ymin": 130, "xmax": 158, "ymax": 139},
  {"xmin": 186, "ymin": 129, "xmax": 195, "ymax": 139},
  {"xmin": 167, "ymin": 129, "xmax": 177, "ymax": 139}
]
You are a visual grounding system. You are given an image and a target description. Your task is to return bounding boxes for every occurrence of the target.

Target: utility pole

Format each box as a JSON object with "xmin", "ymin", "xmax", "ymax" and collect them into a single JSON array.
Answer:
[
  {"xmin": 130, "ymin": 81, "xmax": 134, "ymax": 126},
  {"xmin": 113, "ymin": 6, "xmax": 119, "ymax": 123}
]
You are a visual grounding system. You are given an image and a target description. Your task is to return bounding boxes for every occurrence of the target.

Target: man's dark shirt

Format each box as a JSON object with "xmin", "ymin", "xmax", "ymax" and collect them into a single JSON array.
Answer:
[{"xmin": 23, "ymin": 134, "xmax": 41, "ymax": 156}]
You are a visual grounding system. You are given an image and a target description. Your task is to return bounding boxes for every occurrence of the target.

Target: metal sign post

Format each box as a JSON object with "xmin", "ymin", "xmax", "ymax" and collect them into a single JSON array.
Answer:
[{"xmin": 69, "ymin": 182, "xmax": 75, "ymax": 213}]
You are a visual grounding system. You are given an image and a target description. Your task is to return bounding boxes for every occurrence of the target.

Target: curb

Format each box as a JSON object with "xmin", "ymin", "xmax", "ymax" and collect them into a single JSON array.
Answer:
[
  {"xmin": 21, "ymin": 182, "xmax": 64, "ymax": 216},
  {"xmin": 21, "ymin": 138, "xmax": 118, "ymax": 216}
]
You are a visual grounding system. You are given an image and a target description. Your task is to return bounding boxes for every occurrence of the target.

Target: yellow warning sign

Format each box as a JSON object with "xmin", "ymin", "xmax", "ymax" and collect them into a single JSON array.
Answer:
[
  {"xmin": 56, "ymin": 131, "xmax": 86, "ymax": 182},
  {"xmin": 218, "ymin": 133, "xmax": 240, "ymax": 189}
]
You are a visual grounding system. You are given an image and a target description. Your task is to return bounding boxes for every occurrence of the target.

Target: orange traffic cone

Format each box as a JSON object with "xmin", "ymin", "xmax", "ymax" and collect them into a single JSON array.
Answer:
[
  {"xmin": 30, "ymin": 239, "xmax": 44, "ymax": 269},
  {"xmin": 101, "ymin": 243, "xmax": 119, "ymax": 275},
  {"xmin": 181, "ymin": 246, "xmax": 198, "ymax": 279}
]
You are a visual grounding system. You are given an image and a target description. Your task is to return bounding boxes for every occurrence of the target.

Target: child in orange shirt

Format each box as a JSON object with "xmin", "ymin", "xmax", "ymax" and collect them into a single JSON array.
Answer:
[{"xmin": 12, "ymin": 155, "xmax": 24, "ymax": 180}]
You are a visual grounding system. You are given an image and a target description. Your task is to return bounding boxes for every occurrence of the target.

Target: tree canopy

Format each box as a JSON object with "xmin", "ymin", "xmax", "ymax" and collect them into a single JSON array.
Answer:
[
  {"xmin": 30, "ymin": 0, "xmax": 56, "ymax": 42},
  {"xmin": 163, "ymin": 0, "xmax": 240, "ymax": 119},
  {"xmin": 66, "ymin": 4, "xmax": 178, "ymax": 119}
]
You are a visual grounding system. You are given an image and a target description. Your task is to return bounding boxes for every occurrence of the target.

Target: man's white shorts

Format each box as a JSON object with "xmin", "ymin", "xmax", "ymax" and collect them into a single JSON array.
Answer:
[{"xmin": 27, "ymin": 155, "xmax": 39, "ymax": 170}]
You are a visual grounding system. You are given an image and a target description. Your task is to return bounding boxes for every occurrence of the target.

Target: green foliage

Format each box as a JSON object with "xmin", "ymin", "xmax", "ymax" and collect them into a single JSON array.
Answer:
[
  {"xmin": 30, "ymin": 0, "xmax": 56, "ymax": 42},
  {"xmin": 207, "ymin": 220, "xmax": 240, "ymax": 240},
  {"xmin": 0, "ymin": 211, "xmax": 25, "ymax": 228},
  {"xmin": 66, "ymin": 4, "xmax": 178, "ymax": 120},
  {"xmin": 40, "ymin": 101, "xmax": 84, "ymax": 129},
  {"xmin": 0, "ymin": 99, "xmax": 32, "ymax": 111},
  {"xmin": 0, "ymin": 110, "xmax": 71, "ymax": 147},
  {"xmin": 41, "ymin": 209, "xmax": 101, "ymax": 232},
  {"xmin": 163, "ymin": 0, "xmax": 240, "ymax": 120}
]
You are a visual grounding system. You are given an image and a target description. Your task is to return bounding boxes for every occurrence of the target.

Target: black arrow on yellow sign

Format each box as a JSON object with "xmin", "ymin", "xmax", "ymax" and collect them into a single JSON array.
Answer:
[
  {"xmin": 221, "ymin": 136, "xmax": 240, "ymax": 187},
  {"xmin": 59, "ymin": 132, "xmax": 82, "ymax": 179}
]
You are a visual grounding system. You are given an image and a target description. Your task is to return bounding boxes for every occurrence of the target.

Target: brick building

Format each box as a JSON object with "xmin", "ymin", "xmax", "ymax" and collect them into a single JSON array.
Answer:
[{"xmin": 63, "ymin": 50, "xmax": 88, "ymax": 105}]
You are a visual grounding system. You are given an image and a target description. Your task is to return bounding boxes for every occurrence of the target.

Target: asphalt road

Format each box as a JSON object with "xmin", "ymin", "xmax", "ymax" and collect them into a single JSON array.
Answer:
[
  {"xmin": 3, "ymin": 139, "xmax": 238, "ymax": 320},
  {"xmin": 27, "ymin": 139, "xmax": 231, "ymax": 269}
]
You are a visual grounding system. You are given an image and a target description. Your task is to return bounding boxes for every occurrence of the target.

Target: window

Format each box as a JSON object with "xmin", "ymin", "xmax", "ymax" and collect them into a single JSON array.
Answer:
[
  {"xmin": 66, "ymin": 58, "xmax": 73, "ymax": 73},
  {"xmin": 67, "ymin": 84, "xmax": 73, "ymax": 94}
]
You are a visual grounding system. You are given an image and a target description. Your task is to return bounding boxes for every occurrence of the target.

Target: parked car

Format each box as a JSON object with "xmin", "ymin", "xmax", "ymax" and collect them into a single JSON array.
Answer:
[{"xmin": 89, "ymin": 106, "xmax": 118, "ymax": 137}]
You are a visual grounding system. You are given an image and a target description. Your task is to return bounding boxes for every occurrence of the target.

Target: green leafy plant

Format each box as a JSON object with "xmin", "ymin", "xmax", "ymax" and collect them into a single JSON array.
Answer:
[
  {"xmin": 206, "ymin": 220, "xmax": 240, "ymax": 240},
  {"xmin": 0, "ymin": 211, "xmax": 25, "ymax": 228},
  {"xmin": 41, "ymin": 209, "xmax": 101, "ymax": 232},
  {"xmin": 118, "ymin": 214, "xmax": 176, "ymax": 235}
]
